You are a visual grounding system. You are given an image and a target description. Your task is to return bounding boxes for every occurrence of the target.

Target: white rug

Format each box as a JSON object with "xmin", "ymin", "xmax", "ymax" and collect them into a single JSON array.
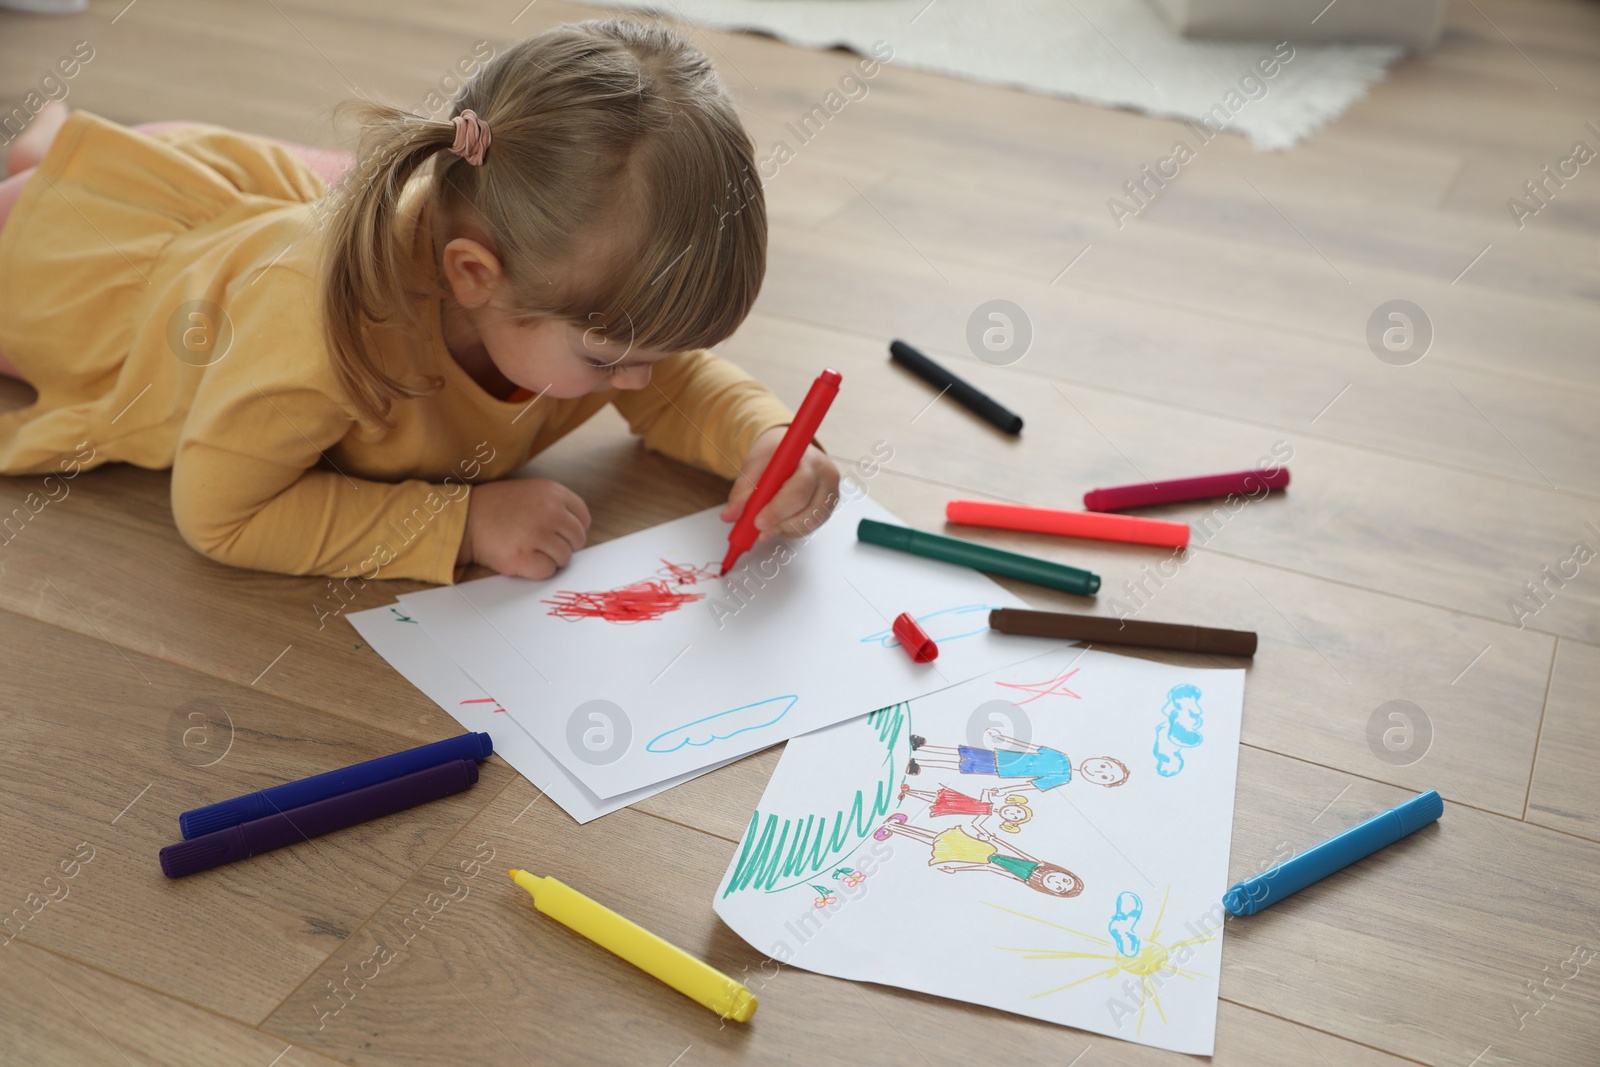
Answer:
[{"xmin": 579, "ymin": 0, "xmax": 1404, "ymax": 148}]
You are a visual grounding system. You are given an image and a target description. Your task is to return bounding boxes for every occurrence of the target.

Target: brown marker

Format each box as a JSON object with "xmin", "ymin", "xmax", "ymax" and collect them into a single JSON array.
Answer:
[{"xmin": 989, "ymin": 608, "xmax": 1256, "ymax": 657}]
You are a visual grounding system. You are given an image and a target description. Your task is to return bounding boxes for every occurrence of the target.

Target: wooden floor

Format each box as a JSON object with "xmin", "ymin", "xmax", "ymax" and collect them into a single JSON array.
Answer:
[{"xmin": 3, "ymin": 0, "xmax": 1599, "ymax": 1063}]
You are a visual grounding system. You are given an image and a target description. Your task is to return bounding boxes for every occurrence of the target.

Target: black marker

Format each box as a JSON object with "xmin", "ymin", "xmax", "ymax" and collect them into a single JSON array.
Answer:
[{"xmin": 888, "ymin": 339, "xmax": 1023, "ymax": 435}]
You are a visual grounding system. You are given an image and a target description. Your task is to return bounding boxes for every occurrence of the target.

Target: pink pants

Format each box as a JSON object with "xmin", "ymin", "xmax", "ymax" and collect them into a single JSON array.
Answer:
[{"xmin": 0, "ymin": 121, "xmax": 353, "ymax": 382}]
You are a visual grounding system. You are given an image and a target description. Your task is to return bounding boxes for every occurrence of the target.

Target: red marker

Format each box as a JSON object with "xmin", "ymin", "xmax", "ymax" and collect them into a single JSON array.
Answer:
[{"xmin": 720, "ymin": 369, "xmax": 843, "ymax": 575}]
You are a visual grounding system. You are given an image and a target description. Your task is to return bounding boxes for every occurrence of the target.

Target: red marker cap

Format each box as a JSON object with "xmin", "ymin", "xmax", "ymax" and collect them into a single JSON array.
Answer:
[{"xmin": 892, "ymin": 613, "xmax": 939, "ymax": 663}]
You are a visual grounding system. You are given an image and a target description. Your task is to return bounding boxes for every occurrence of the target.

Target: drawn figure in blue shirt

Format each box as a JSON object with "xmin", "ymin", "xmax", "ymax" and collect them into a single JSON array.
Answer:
[
  {"xmin": 904, "ymin": 729, "xmax": 1129, "ymax": 792},
  {"xmin": 1153, "ymin": 683, "xmax": 1204, "ymax": 777},
  {"xmin": 1108, "ymin": 890, "xmax": 1144, "ymax": 957}
]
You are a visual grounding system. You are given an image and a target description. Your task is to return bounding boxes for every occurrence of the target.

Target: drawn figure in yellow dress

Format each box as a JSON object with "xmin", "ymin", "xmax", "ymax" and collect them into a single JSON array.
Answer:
[{"xmin": 874, "ymin": 814, "xmax": 1083, "ymax": 897}]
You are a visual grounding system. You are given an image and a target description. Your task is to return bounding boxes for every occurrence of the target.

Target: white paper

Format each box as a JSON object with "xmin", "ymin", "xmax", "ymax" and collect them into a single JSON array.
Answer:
[
  {"xmin": 397, "ymin": 493, "xmax": 1061, "ymax": 798},
  {"xmin": 713, "ymin": 647, "xmax": 1245, "ymax": 1056},
  {"xmin": 345, "ymin": 604, "xmax": 734, "ymax": 824}
]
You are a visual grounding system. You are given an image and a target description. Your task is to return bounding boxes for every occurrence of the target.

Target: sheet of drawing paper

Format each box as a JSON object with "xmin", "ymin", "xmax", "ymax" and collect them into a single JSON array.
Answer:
[
  {"xmin": 713, "ymin": 646, "xmax": 1245, "ymax": 1056},
  {"xmin": 396, "ymin": 493, "xmax": 1061, "ymax": 798},
  {"xmin": 344, "ymin": 604, "xmax": 735, "ymax": 824}
]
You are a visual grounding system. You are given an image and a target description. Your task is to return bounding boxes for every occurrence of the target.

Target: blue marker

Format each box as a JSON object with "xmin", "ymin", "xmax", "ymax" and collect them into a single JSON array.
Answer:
[
  {"xmin": 179, "ymin": 732, "xmax": 493, "ymax": 839},
  {"xmin": 1223, "ymin": 790, "xmax": 1442, "ymax": 916}
]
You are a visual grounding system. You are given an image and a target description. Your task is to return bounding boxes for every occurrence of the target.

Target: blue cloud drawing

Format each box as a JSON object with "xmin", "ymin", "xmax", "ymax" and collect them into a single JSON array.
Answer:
[
  {"xmin": 646, "ymin": 695, "xmax": 798, "ymax": 754},
  {"xmin": 1153, "ymin": 683, "xmax": 1204, "ymax": 777},
  {"xmin": 859, "ymin": 604, "xmax": 995, "ymax": 649},
  {"xmin": 1108, "ymin": 891, "xmax": 1144, "ymax": 957}
]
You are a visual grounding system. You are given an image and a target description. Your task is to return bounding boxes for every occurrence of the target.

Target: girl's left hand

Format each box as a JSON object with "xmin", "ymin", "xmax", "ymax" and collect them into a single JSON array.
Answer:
[{"xmin": 719, "ymin": 426, "xmax": 842, "ymax": 541}]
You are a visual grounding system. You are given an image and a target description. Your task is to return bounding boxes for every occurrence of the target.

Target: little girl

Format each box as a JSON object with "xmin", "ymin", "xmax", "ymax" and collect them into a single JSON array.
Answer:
[
  {"xmin": 0, "ymin": 17, "xmax": 838, "ymax": 584},
  {"xmin": 898, "ymin": 783, "xmax": 1034, "ymax": 833}
]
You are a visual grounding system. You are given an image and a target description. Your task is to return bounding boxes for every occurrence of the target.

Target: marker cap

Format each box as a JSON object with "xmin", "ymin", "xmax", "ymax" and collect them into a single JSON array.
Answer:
[
  {"xmin": 1396, "ymin": 788, "xmax": 1444, "ymax": 833},
  {"xmin": 160, "ymin": 828, "xmax": 248, "ymax": 878},
  {"xmin": 891, "ymin": 613, "xmax": 939, "ymax": 662}
]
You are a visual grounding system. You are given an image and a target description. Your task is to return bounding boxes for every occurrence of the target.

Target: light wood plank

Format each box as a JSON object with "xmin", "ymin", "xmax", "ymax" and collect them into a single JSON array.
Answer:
[
  {"xmin": 0, "ymin": 942, "xmax": 345, "ymax": 1067},
  {"xmin": 747, "ymin": 233, "xmax": 1600, "ymax": 495},
  {"xmin": 1526, "ymin": 638, "xmax": 1600, "ymax": 841}
]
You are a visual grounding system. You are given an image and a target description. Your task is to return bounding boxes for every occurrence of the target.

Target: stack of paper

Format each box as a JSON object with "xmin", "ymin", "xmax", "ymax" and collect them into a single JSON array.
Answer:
[{"xmin": 350, "ymin": 493, "xmax": 1059, "ymax": 822}]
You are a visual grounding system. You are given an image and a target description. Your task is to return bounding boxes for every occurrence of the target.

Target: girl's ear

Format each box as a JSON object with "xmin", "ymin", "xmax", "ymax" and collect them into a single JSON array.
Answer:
[{"xmin": 441, "ymin": 237, "xmax": 507, "ymax": 307}]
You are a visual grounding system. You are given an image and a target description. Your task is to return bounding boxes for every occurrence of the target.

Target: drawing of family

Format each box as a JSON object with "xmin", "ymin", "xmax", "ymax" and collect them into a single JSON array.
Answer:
[{"xmin": 872, "ymin": 726, "xmax": 1139, "ymax": 898}]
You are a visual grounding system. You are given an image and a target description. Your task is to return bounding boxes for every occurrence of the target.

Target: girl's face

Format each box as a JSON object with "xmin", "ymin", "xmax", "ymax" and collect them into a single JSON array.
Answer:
[
  {"xmin": 475, "ymin": 298, "xmax": 671, "ymax": 400},
  {"xmin": 1041, "ymin": 870, "xmax": 1080, "ymax": 895},
  {"xmin": 437, "ymin": 224, "xmax": 675, "ymax": 401},
  {"xmin": 997, "ymin": 804, "xmax": 1029, "ymax": 825}
]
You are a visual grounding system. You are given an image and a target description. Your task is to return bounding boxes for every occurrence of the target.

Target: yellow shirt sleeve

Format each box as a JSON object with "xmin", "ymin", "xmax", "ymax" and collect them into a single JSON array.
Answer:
[
  {"xmin": 170, "ymin": 269, "xmax": 470, "ymax": 585},
  {"xmin": 609, "ymin": 349, "xmax": 795, "ymax": 479}
]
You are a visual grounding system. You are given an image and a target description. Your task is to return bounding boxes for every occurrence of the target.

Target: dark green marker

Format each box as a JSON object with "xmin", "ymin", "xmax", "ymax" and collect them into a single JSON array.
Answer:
[{"xmin": 857, "ymin": 519, "xmax": 1100, "ymax": 597}]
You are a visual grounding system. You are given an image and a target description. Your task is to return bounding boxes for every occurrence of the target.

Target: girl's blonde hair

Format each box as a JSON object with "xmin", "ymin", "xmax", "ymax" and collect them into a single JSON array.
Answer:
[{"xmin": 316, "ymin": 17, "xmax": 766, "ymax": 426}]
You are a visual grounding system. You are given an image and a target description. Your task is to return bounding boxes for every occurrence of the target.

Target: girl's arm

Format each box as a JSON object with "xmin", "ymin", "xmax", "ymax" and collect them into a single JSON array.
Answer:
[
  {"xmin": 170, "ymin": 272, "xmax": 472, "ymax": 589},
  {"xmin": 609, "ymin": 349, "xmax": 794, "ymax": 480},
  {"xmin": 612, "ymin": 350, "xmax": 841, "ymax": 538},
  {"xmin": 172, "ymin": 393, "xmax": 471, "ymax": 588}
]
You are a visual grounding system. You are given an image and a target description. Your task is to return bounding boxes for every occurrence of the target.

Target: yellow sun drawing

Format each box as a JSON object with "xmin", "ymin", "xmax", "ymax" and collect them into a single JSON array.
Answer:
[{"xmin": 986, "ymin": 886, "xmax": 1215, "ymax": 1036}]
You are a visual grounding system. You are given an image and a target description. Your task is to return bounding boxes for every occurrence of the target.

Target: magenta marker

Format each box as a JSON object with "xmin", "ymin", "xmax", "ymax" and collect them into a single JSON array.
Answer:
[{"xmin": 1083, "ymin": 467, "xmax": 1290, "ymax": 512}]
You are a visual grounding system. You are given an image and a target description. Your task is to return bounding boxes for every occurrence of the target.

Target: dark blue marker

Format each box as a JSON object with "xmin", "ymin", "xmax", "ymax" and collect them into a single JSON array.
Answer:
[{"xmin": 179, "ymin": 732, "xmax": 493, "ymax": 839}]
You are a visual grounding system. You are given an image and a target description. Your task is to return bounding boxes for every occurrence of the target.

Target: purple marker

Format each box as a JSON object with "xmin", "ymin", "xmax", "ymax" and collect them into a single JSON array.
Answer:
[{"xmin": 160, "ymin": 759, "xmax": 479, "ymax": 878}]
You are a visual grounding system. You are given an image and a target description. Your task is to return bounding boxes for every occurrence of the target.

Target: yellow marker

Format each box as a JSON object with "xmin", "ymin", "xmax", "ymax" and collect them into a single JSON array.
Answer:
[{"xmin": 508, "ymin": 869, "xmax": 758, "ymax": 1022}]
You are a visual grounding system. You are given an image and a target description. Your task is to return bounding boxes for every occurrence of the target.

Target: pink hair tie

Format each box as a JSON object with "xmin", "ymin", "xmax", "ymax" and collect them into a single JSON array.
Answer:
[{"xmin": 449, "ymin": 109, "xmax": 491, "ymax": 166}]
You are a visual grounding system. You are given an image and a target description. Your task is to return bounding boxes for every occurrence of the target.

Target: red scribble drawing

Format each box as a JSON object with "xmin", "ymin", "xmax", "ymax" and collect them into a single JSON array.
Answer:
[
  {"xmin": 996, "ymin": 667, "xmax": 1082, "ymax": 705},
  {"xmin": 543, "ymin": 559, "xmax": 720, "ymax": 623},
  {"xmin": 460, "ymin": 697, "xmax": 505, "ymax": 714}
]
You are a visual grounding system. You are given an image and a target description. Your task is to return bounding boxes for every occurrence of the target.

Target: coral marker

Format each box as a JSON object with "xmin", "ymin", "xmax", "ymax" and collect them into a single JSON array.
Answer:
[
  {"xmin": 946, "ymin": 499, "xmax": 1190, "ymax": 549},
  {"xmin": 721, "ymin": 368, "xmax": 842, "ymax": 575}
]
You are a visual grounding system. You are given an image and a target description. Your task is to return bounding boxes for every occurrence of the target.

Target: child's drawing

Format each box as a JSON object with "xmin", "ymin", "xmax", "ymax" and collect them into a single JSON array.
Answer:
[
  {"xmin": 905, "ymin": 731, "xmax": 1130, "ymax": 792},
  {"xmin": 859, "ymin": 603, "xmax": 994, "ymax": 649},
  {"xmin": 874, "ymin": 814, "xmax": 1084, "ymax": 897},
  {"xmin": 645, "ymin": 694, "xmax": 798, "ymax": 753},
  {"xmin": 712, "ymin": 647, "xmax": 1247, "ymax": 1056},
  {"xmin": 1109, "ymin": 891, "xmax": 1144, "ymax": 957},
  {"xmin": 899, "ymin": 784, "xmax": 1034, "ymax": 833},
  {"xmin": 543, "ymin": 559, "xmax": 719, "ymax": 623},
  {"xmin": 989, "ymin": 886, "xmax": 1215, "ymax": 1037},
  {"xmin": 1152, "ymin": 684, "xmax": 1205, "ymax": 777},
  {"xmin": 459, "ymin": 697, "xmax": 505, "ymax": 715},
  {"xmin": 995, "ymin": 666, "xmax": 1082, "ymax": 705},
  {"xmin": 810, "ymin": 884, "xmax": 840, "ymax": 909},
  {"xmin": 721, "ymin": 704, "xmax": 907, "ymax": 898},
  {"xmin": 832, "ymin": 866, "xmax": 866, "ymax": 888}
]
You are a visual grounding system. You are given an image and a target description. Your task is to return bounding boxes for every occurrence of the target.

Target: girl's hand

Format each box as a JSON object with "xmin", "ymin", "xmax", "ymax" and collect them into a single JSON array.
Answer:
[
  {"xmin": 457, "ymin": 478, "xmax": 591, "ymax": 580},
  {"xmin": 718, "ymin": 427, "xmax": 842, "ymax": 542}
]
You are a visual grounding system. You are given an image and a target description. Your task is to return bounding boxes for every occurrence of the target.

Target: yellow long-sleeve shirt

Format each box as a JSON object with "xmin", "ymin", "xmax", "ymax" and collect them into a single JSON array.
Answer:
[{"xmin": 0, "ymin": 110, "xmax": 793, "ymax": 584}]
